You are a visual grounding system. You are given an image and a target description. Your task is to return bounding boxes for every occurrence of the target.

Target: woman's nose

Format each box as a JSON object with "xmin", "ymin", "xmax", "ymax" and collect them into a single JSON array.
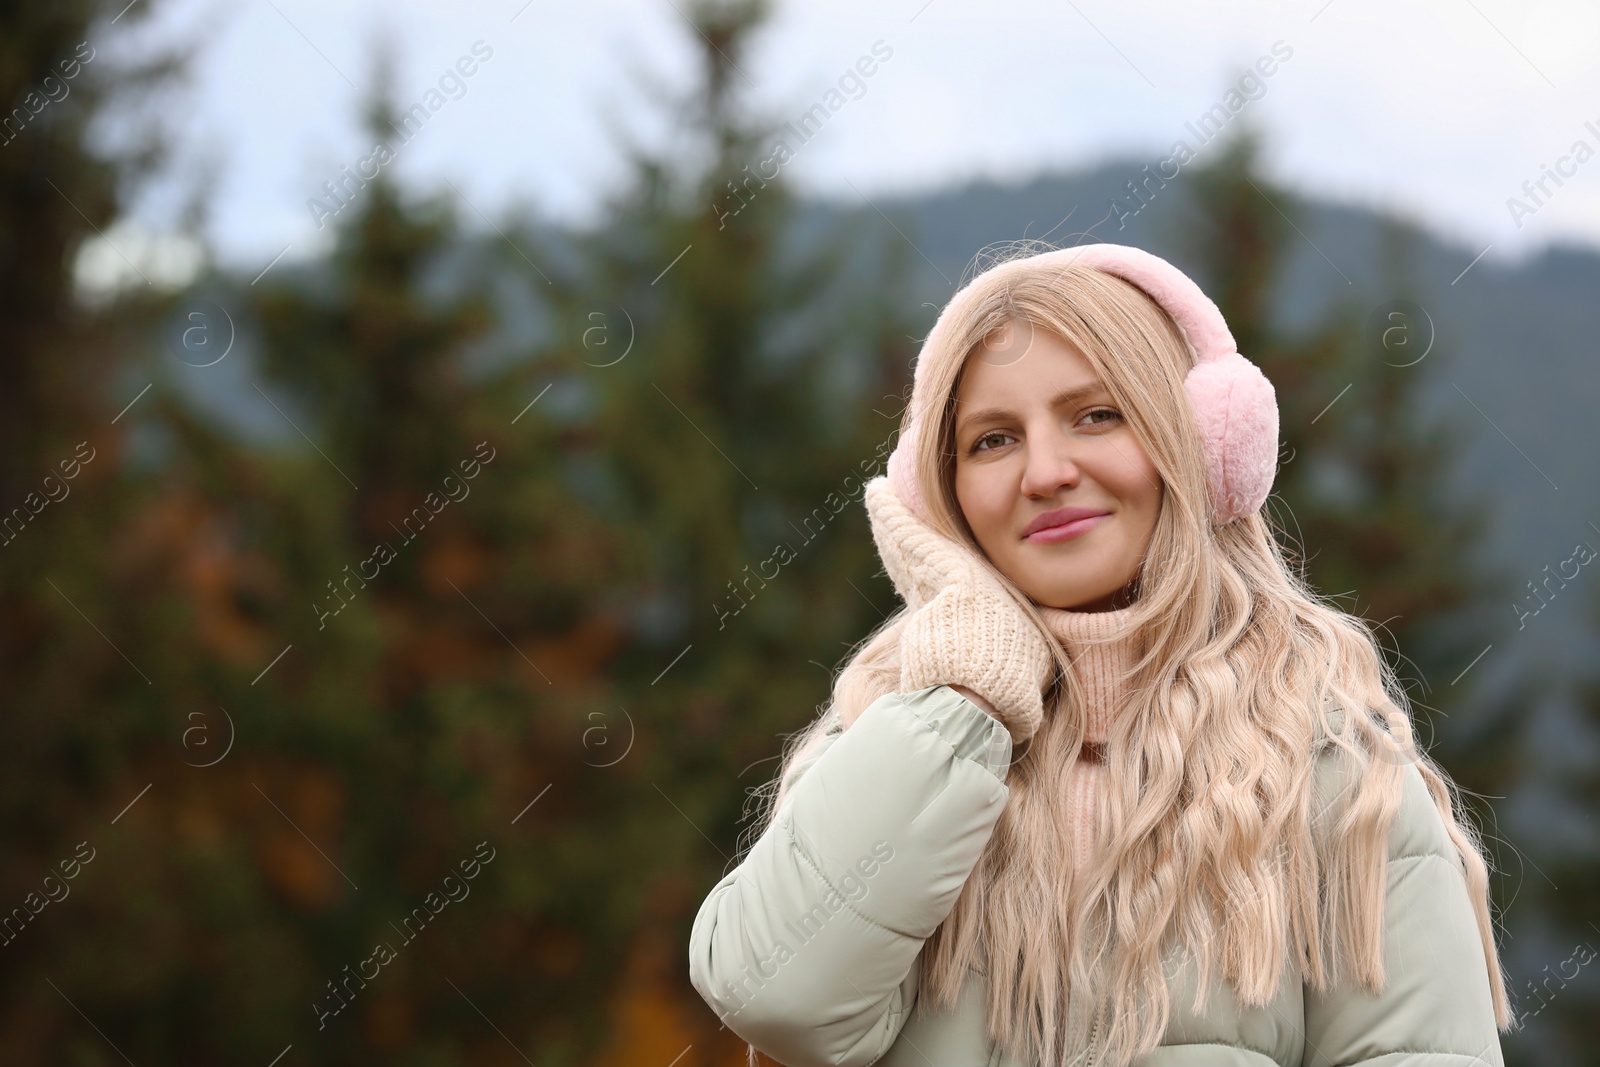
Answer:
[{"xmin": 1019, "ymin": 429, "xmax": 1082, "ymax": 498}]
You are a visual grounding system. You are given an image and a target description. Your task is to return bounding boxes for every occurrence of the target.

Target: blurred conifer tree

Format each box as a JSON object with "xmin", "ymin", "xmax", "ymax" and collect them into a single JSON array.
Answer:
[
  {"xmin": 0, "ymin": 0, "xmax": 917, "ymax": 1061},
  {"xmin": 1541, "ymin": 593, "xmax": 1600, "ymax": 1064},
  {"xmin": 509, "ymin": 0, "xmax": 922, "ymax": 1060},
  {"xmin": 0, "ymin": 0, "xmax": 217, "ymax": 1060}
]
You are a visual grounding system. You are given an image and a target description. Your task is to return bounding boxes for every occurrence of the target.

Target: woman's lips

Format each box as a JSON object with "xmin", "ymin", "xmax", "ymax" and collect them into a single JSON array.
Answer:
[{"xmin": 1024, "ymin": 513, "xmax": 1108, "ymax": 543}]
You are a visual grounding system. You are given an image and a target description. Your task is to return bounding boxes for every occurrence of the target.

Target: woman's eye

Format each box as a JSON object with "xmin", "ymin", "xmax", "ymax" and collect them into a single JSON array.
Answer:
[
  {"xmin": 1082, "ymin": 408, "xmax": 1122, "ymax": 426},
  {"xmin": 972, "ymin": 432, "xmax": 1013, "ymax": 453}
]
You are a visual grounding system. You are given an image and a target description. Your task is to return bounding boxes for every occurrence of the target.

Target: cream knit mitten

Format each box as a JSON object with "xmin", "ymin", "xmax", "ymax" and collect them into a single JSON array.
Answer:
[{"xmin": 864, "ymin": 476, "xmax": 1055, "ymax": 743}]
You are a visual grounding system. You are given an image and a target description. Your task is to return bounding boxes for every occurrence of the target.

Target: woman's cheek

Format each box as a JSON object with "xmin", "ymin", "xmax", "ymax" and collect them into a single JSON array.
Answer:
[{"xmin": 972, "ymin": 485, "xmax": 1014, "ymax": 541}]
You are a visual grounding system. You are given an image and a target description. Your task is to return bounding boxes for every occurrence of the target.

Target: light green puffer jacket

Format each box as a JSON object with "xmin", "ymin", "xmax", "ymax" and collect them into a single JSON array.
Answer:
[{"xmin": 688, "ymin": 684, "xmax": 1507, "ymax": 1067}]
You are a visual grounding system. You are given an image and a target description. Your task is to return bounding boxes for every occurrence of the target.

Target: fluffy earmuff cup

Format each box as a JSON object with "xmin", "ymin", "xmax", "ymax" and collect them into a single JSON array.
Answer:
[{"xmin": 1183, "ymin": 351, "xmax": 1280, "ymax": 524}]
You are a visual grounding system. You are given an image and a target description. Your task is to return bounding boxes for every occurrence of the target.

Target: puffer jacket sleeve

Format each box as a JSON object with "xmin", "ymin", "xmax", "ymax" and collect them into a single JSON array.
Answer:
[
  {"xmin": 1301, "ymin": 746, "xmax": 1507, "ymax": 1067},
  {"xmin": 688, "ymin": 684, "xmax": 1013, "ymax": 1067}
]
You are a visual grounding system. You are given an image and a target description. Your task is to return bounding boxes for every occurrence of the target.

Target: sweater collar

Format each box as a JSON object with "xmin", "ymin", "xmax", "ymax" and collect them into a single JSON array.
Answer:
[{"xmin": 1035, "ymin": 602, "xmax": 1142, "ymax": 743}]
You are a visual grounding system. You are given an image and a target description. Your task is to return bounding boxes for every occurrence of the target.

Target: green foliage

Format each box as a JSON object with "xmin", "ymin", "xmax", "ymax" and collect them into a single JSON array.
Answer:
[{"xmin": 2, "ymin": 0, "xmax": 916, "ymax": 1063}]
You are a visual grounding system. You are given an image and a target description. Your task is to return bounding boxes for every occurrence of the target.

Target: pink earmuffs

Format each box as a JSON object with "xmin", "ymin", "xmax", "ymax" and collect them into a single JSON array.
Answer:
[{"xmin": 885, "ymin": 242, "xmax": 1280, "ymax": 526}]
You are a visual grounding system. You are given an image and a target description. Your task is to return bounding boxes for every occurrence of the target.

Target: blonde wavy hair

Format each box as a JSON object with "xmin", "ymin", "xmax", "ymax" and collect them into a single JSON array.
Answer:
[{"xmin": 752, "ymin": 245, "xmax": 1514, "ymax": 1066}]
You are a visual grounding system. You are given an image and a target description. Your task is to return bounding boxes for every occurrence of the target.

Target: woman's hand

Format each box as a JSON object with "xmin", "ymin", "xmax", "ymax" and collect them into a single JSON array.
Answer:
[{"xmin": 864, "ymin": 477, "xmax": 1055, "ymax": 743}]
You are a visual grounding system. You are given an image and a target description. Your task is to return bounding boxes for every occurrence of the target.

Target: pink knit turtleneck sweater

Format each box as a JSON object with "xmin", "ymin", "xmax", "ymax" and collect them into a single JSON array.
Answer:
[{"xmin": 1033, "ymin": 602, "xmax": 1143, "ymax": 872}]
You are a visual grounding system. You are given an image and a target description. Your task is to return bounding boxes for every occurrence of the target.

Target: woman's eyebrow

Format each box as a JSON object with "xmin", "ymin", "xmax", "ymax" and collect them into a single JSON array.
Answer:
[{"xmin": 955, "ymin": 382, "xmax": 1110, "ymax": 436}]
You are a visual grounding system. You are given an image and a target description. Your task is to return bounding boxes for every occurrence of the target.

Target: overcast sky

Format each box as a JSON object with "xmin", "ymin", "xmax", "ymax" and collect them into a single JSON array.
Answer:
[{"xmin": 98, "ymin": 0, "xmax": 1600, "ymax": 282}]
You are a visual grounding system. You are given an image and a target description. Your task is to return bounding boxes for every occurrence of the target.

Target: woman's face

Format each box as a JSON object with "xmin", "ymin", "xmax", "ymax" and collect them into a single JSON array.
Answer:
[{"xmin": 952, "ymin": 319, "xmax": 1164, "ymax": 611}]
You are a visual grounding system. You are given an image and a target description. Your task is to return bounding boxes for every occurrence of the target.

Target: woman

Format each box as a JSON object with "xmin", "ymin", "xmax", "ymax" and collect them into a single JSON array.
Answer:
[{"xmin": 688, "ymin": 242, "xmax": 1514, "ymax": 1066}]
